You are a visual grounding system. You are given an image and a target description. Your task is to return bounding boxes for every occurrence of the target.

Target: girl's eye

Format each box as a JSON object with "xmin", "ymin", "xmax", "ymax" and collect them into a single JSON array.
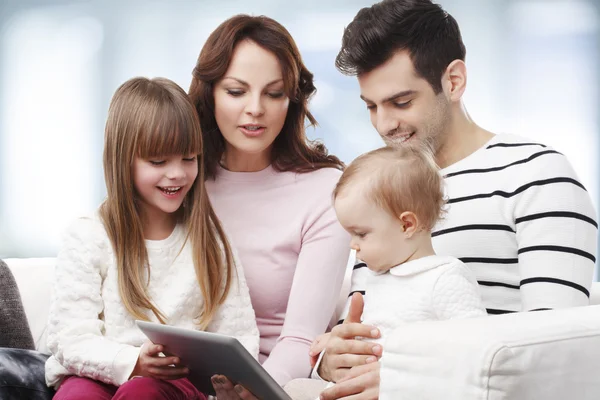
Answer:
[
  {"xmin": 149, "ymin": 160, "xmax": 165, "ymax": 166},
  {"xmin": 183, "ymin": 156, "xmax": 197, "ymax": 162},
  {"xmin": 226, "ymin": 89, "xmax": 244, "ymax": 97},
  {"xmin": 356, "ymin": 233, "xmax": 367, "ymax": 238}
]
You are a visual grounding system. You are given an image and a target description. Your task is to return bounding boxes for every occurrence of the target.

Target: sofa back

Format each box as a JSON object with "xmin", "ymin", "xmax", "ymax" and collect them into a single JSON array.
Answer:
[{"xmin": 5, "ymin": 257, "xmax": 600, "ymax": 354}]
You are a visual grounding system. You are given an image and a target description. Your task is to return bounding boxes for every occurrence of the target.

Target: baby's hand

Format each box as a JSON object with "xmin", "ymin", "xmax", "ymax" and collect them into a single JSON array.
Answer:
[
  {"xmin": 130, "ymin": 340, "xmax": 189, "ymax": 380},
  {"xmin": 309, "ymin": 333, "xmax": 331, "ymax": 368}
]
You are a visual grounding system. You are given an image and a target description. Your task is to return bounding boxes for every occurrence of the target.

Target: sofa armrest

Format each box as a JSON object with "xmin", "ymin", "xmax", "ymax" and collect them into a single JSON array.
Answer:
[
  {"xmin": 4, "ymin": 258, "xmax": 56, "ymax": 354},
  {"xmin": 380, "ymin": 305, "xmax": 600, "ymax": 400}
]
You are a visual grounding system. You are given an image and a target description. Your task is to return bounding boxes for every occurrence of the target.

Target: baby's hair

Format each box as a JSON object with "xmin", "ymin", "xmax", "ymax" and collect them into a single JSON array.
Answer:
[{"xmin": 334, "ymin": 144, "xmax": 445, "ymax": 232}]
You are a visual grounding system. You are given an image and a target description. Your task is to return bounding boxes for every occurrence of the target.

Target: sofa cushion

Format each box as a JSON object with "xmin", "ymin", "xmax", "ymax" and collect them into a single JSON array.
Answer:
[
  {"xmin": 380, "ymin": 305, "xmax": 600, "ymax": 399},
  {"xmin": 0, "ymin": 348, "xmax": 54, "ymax": 400},
  {"xmin": 0, "ymin": 260, "xmax": 34, "ymax": 350}
]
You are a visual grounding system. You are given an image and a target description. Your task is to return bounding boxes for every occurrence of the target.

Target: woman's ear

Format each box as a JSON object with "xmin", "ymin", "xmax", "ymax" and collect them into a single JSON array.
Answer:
[{"xmin": 399, "ymin": 211, "xmax": 419, "ymax": 238}]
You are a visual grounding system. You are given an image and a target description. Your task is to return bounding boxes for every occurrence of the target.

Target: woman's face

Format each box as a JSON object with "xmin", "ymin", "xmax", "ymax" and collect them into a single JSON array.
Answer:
[{"xmin": 213, "ymin": 39, "xmax": 290, "ymax": 170}]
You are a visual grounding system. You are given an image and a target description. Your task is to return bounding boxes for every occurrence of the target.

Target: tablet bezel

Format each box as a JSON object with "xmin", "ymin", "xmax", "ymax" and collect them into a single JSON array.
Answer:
[{"xmin": 135, "ymin": 320, "xmax": 291, "ymax": 399}]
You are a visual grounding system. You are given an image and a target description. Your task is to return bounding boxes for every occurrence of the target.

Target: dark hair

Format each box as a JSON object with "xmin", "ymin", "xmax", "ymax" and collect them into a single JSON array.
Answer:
[
  {"xmin": 335, "ymin": 0, "xmax": 466, "ymax": 93},
  {"xmin": 189, "ymin": 14, "xmax": 344, "ymax": 179}
]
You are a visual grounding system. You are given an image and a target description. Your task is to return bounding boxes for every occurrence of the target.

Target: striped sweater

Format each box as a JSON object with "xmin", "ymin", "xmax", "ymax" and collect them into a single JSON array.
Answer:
[{"xmin": 344, "ymin": 134, "xmax": 597, "ymax": 318}]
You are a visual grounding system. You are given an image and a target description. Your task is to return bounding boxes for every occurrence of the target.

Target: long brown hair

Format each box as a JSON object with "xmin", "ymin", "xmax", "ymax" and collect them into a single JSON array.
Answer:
[
  {"xmin": 188, "ymin": 14, "xmax": 344, "ymax": 179},
  {"xmin": 100, "ymin": 77, "xmax": 235, "ymax": 329}
]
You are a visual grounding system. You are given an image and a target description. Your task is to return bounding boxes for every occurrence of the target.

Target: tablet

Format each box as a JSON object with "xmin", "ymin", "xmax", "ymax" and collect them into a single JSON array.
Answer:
[{"xmin": 136, "ymin": 320, "xmax": 292, "ymax": 399}]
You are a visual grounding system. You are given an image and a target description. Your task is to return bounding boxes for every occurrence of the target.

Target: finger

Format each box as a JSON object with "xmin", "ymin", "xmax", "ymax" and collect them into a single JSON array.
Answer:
[
  {"xmin": 148, "ymin": 355, "xmax": 181, "ymax": 368},
  {"xmin": 234, "ymin": 384, "xmax": 258, "ymax": 400},
  {"xmin": 338, "ymin": 362, "xmax": 380, "ymax": 383},
  {"xmin": 330, "ymin": 338, "xmax": 382, "ymax": 357},
  {"xmin": 145, "ymin": 343, "xmax": 164, "ymax": 356},
  {"xmin": 212, "ymin": 377, "xmax": 235, "ymax": 400},
  {"xmin": 330, "ymin": 353, "xmax": 376, "ymax": 369},
  {"xmin": 344, "ymin": 293, "xmax": 365, "ymax": 324},
  {"xmin": 309, "ymin": 334, "xmax": 329, "ymax": 356},
  {"xmin": 331, "ymin": 323, "xmax": 380, "ymax": 341},
  {"xmin": 320, "ymin": 374, "xmax": 373, "ymax": 400},
  {"xmin": 219, "ymin": 375, "xmax": 236, "ymax": 391}
]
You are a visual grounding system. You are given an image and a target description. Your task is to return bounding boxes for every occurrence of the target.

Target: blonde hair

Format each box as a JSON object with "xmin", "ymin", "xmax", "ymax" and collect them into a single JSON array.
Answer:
[
  {"xmin": 100, "ymin": 77, "xmax": 235, "ymax": 329},
  {"xmin": 334, "ymin": 145, "xmax": 445, "ymax": 232}
]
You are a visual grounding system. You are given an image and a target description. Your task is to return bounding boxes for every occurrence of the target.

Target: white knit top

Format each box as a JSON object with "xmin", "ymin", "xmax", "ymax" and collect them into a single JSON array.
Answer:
[{"xmin": 45, "ymin": 214, "xmax": 259, "ymax": 387}]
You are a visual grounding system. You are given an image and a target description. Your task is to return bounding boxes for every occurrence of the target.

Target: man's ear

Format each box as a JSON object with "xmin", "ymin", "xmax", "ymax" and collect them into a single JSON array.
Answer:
[
  {"xmin": 399, "ymin": 211, "xmax": 419, "ymax": 238},
  {"xmin": 442, "ymin": 59, "xmax": 467, "ymax": 102}
]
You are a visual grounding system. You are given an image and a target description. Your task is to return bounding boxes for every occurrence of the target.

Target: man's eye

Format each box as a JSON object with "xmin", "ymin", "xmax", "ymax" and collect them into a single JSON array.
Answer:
[{"xmin": 393, "ymin": 100, "xmax": 412, "ymax": 108}]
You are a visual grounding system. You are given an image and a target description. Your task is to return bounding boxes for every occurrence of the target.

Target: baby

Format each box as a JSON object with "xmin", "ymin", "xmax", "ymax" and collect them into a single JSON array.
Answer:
[{"xmin": 333, "ymin": 145, "xmax": 487, "ymax": 342}]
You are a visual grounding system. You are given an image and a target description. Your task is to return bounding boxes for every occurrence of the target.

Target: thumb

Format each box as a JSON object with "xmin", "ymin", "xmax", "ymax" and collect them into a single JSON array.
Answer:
[{"xmin": 344, "ymin": 292, "xmax": 364, "ymax": 324}]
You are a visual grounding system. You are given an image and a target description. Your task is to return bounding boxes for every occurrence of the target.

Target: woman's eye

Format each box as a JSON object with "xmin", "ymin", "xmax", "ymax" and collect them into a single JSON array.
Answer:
[
  {"xmin": 226, "ymin": 89, "xmax": 244, "ymax": 97},
  {"xmin": 267, "ymin": 91, "xmax": 285, "ymax": 99}
]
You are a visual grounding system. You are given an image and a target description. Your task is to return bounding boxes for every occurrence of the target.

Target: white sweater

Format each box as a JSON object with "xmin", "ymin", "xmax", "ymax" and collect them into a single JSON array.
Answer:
[
  {"xmin": 45, "ymin": 214, "xmax": 259, "ymax": 387},
  {"xmin": 360, "ymin": 255, "xmax": 487, "ymax": 342}
]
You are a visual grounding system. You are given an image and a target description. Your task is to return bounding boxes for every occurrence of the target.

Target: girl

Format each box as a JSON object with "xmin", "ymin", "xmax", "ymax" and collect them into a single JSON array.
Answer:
[
  {"xmin": 45, "ymin": 77, "xmax": 259, "ymax": 400},
  {"xmin": 188, "ymin": 14, "xmax": 351, "ymax": 398}
]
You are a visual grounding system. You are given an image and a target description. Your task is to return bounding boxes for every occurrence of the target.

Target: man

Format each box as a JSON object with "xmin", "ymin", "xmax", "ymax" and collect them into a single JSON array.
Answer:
[{"xmin": 314, "ymin": 0, "xmax": 598, "ymax": 399}]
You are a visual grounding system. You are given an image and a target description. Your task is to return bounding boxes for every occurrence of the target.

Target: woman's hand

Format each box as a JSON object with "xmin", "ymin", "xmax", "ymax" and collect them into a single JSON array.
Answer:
[
  {"xmin": 211, "ymin": 375, "xmax": 258, "ymax": 399},
  {"xmin": 130, "ymin": 340, "xmax": 188, "ymax": 380},
  {"xmin": 309, "ymin": 333, "xmax": 331, "ymax": 368}
]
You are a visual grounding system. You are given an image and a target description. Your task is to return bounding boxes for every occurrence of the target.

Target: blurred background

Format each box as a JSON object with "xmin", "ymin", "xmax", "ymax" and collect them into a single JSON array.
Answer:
[{"xmin": 1, "ymin": 0, "xmax": 599, "ymax": 278}]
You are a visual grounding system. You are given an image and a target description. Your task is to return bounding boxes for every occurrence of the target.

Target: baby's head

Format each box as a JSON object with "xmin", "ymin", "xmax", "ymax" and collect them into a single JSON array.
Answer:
[{"xmin": 333, "ymin": 145, "xmax": 445, "ymax": 273}]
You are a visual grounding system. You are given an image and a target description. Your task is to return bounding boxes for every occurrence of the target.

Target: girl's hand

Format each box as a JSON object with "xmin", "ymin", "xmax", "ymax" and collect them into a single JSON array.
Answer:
[
  {"xmin": 130, "ymin": 340, "xmax": 189, "ymax": 380},
  {"xmin": 211, "ymin": 375, "xmax": 258, "ymax": 399}
]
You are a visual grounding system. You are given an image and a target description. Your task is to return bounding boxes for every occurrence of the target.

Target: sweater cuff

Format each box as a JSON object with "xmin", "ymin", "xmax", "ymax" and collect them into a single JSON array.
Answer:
[
  {"xmin": 310, "ymin": 350, "xmax": 327, "ymax": 381},
  {"xmin": 112, "ymin": 345, "xmax": 141, "ymax": 385}
]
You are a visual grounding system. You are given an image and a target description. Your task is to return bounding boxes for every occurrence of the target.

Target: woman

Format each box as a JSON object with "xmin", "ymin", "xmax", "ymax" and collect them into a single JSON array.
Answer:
[{"xmin": 189, "ymin": 14, "xmax": 351, "ymax": 398}]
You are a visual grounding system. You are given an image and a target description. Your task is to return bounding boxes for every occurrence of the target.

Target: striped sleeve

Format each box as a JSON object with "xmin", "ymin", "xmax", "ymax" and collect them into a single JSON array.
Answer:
[
  {"xmin": 514, "ymin": 152, "xmax": 597, "ymax": 310},
  {"xmin": 336, "ymin": 259, "xmax": 370, "ymax": 325}
]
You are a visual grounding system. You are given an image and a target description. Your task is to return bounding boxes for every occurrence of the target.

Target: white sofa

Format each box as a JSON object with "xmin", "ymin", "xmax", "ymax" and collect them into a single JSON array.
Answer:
[{"xmin": 6, "ymin": 257, "xmax": 600, "ymax": 399}]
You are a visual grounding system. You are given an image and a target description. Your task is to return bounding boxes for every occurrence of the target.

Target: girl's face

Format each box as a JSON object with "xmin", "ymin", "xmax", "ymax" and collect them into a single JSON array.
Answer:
[
  {"xmin": 213, "ymin": 39, "xmax": 290, "ymax": 170},
  {"xmin": 133, "ymin": 154, "xmax": 198, "ymax": 221}
]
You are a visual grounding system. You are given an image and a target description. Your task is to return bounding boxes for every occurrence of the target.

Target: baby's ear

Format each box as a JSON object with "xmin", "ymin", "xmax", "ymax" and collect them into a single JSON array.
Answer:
[{"xmin": 399, "ymin": 211, "xmax": 419, "ymax": 237}]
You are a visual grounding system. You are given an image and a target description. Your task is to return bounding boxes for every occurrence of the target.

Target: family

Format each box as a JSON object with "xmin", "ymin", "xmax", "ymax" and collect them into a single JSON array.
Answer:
[{"xmin": 1, "ymin": 0, "xmax": 597, "ymax": 399}]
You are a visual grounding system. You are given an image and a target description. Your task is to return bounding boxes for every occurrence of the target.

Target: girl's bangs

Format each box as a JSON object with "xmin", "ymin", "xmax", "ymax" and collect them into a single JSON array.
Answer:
[{"xmin": 137, "ymin": 100, "xmax": 202, "ymax": 159}]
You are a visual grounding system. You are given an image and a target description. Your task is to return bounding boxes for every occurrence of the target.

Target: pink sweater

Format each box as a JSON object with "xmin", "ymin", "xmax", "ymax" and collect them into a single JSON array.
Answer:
[{"xmin": 205, "ymin": 164, "xmax": 351, "ymax": 385}]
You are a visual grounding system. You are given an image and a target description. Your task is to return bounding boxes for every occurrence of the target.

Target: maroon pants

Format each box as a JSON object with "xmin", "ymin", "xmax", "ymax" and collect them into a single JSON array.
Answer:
[{"xmin": 53, "ymin": 376, "xmax": 207, "ymax": 400}]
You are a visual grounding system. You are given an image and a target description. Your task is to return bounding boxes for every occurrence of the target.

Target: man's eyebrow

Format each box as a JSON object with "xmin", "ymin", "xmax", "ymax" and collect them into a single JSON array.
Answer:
[{"xmin": 360, "ymin": 90, "xmax": 416, "ymax": 104}]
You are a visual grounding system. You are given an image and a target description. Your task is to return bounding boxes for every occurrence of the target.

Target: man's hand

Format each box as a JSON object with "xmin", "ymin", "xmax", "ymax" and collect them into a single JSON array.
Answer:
[
  {"xmin": 130, "ymin": 340, "xmax": 188, "ymax": 380},
  {"xmin": 317, "ymin": 293, "xmax": 382, "ymax": 382},
  {"xmin": 211, "ymin": 374, "xmax": 259, "ymax": 400},
  {"xmin": 319, "ymin": 362, "xmax": 380, "ymax": 400}
]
